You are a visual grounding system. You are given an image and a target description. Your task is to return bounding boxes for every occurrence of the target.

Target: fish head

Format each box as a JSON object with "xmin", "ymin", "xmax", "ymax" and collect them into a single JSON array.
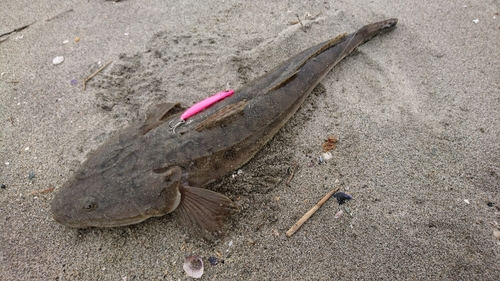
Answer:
[
  {"xmin": 51, "ymin": 147, "xmax": 182, "ymax": 228},
  {"xmin": 51, "ymin": 102, "xmax": 189, "ymax": 228}
]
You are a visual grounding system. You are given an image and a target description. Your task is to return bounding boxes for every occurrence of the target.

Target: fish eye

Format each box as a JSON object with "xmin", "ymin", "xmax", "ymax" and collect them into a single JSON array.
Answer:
[{"xmin": 82, "ymin": 197, "xmax": 97, "ymax": 212}]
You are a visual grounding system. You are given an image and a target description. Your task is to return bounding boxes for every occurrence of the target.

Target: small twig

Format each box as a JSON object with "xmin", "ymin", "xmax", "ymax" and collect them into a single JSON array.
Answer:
[
  {"xmin": 286, "ymin": 187, "xmax": 340, "ymax": 237},
  {"xmin": 286, "ymin": 161, "xmax": 298, "ymax": 186},
  {"xmin": 295, "ymin": 14, "xmax": 305, "ymax": 30},
  {"xmin": 46, "ymin": 8, "xmax": 74, "ymax": 22},
  {"xmin": 0, "ymin": 22, "xmax": 35, "ymax": 38},
  {"xmin": 83, "ymin": 60, "xmax": 113, "ymax": 90},
  {"xmin": 30, "ymin": 187, "xmax": 55, "ymax": 195}
]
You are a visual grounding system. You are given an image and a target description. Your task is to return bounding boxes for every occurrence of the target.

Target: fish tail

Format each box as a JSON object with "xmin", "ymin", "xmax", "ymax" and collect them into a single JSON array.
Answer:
[{"xmin": 357, "ymin": 18, "xmax": 398, "ymax": 44}]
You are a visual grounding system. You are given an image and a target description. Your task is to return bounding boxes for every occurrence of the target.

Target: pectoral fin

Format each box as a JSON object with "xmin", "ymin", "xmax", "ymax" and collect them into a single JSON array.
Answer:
[
  {"xmin": 176, "ymin": 185, "xmax": 238, "ymax": 233},
  {"xmin": 140, "ymin": 102, "xmax": 184, "ymax": 135}
]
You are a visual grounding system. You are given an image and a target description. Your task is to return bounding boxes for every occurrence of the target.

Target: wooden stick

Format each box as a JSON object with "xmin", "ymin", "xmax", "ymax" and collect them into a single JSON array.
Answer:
[
  {"xmin": 295, "ymin": 14, "xmax": 304, "ymax": 30},
  {"xmin": 286, "ymin": 187, "xmax": 339, "ymax": 237},
  {"xmin": 29, "ymin": 187, "xmax": 55, "ymax": 195},
  {"xmin": 83, "ymin": 60, "xmax": 112, "ymax": 90},
  {"xmin": 286, "ymin": 161, "xmax": 298, "ymax": 186},
  {"xmin": 0, "ymin": 22, "xmax": 35, "ymax": 38},
  {"xmin": 46, "ymin": 8, "xmax": 74, "ymax": 22}
]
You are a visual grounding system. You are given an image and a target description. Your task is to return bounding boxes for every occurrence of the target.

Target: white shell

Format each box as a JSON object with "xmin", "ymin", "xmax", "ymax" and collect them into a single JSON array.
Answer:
[
  {"xmin": 53, "ymin": 56, "xmax": 64, "ymax": 65},
  {"xmin": 334, "ymin": 209, "xmax": 344, "ymax": 219},
  {"xmin": 322, "ymin": 152, "xmax": 333, "ymax": 161},
  {"xmin": 183, "ymin": 256, "xmax": 204, "ymax": 279},
  {"xmin": 493, "ymin": 230, "xmax": 500, "ymax": 241}
]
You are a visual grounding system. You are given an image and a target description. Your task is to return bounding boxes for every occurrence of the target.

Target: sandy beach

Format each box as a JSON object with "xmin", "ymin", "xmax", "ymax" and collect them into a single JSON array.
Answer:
[{"xmin": 1, "ymin": 0, "xmax": 499, "ymax": 280}]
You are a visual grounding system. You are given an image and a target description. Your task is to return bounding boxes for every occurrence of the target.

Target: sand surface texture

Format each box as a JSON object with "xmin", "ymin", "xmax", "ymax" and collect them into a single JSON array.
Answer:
[{"xmin": 1, "ymin": 0, "xmax": 499, "ymax": 280}]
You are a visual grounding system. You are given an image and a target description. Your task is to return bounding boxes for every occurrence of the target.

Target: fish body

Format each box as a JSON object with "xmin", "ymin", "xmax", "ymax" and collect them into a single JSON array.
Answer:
[{"xmin": 51, "ymin": 19, "xmax": 398, "ymax": 231}]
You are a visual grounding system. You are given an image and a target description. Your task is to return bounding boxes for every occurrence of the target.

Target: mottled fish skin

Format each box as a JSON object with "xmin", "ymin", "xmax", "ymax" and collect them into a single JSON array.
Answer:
[{"xmin": 51, "ymin": 19, "xmax": 398, "ymax": 231}]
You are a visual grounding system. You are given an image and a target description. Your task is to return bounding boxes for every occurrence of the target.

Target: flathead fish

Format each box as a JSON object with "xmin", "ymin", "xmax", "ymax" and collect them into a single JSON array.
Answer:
[{"xmin": 51, "ymin": 19, "xmax": 398, "ymax": 232}]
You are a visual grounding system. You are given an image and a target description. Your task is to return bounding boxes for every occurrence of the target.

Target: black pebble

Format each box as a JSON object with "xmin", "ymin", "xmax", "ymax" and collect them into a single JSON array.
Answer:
[
  {"xmin": 1, "ymin": 184, "xmax": 6, "ymax": 189},
  {"xmin": 487, "ymin": 202, "xmax": 494, "ymax": 207}
]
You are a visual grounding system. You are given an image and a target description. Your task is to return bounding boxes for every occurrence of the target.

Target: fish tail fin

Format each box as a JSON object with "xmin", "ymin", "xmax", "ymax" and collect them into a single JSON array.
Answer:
[
  {"xmin": 358, "ymin": 18, "xmax": 398, "ymax": 43},
  {"xmin": 176, "ymin": 185, "xmax": 238, "ymax": 235}
]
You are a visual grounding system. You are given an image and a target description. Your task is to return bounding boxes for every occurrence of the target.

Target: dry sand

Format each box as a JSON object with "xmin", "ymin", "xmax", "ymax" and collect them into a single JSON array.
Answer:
[{"xmin": 1, "ymin": 0, "xmax": 499, "ymax": 280}]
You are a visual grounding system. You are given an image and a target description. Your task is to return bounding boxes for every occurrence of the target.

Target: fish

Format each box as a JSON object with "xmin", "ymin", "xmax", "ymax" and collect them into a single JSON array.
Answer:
[{"xmin": 51, "ymin": 19, "xmax": 398, "ymax": 233}]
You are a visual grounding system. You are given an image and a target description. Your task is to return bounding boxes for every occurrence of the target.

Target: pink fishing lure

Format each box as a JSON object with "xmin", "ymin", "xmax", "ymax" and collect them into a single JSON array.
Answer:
[{"xmin": 181, "ymin": 89, "xmax": 234, "ymax": 121}]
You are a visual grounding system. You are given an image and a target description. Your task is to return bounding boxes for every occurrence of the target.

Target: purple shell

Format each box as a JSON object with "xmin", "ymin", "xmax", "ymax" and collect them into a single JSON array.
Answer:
[{"xmin": 332, "ymin": 192, "xmax": 352, "ymax": 205}]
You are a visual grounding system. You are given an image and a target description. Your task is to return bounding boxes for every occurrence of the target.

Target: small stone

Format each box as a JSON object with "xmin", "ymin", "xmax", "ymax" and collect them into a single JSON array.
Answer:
[
  {"xmin": 1, "ymin": 184, "xmax": 6, "ymax": 189},
  {"xmin": 472, "ymin": 19, "xmax": 479, "ymax": 24},
  {"xmin": 208, "ymin": 256, "xmax": 218, "ymax": 266},
  {"xmin": 28, "ymin": 172, "xmax": 35, "ymax": 180},
  {"xmin": 62, "ymin": 39, "xmax": 69, "ymax": 44},
  {"xmin": 53, "ymin": 56, "xmax": 64, "ymax": 65},
  {"xmin": 487, "ymin": 202, "xmax": 493, "ymax": 207}
]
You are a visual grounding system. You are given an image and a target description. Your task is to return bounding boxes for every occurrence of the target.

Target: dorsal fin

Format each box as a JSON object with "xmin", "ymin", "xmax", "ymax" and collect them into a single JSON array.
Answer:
[
  {"xmin": 267, "ymin": 70, "xmax": 299, "ymax": 92},
  {"xmin": 264, "ymin": 33, "xmax": 347, "ymax": 94},
  {"xmin": 195, "ymin": 99, "xmax": 248, "ymax": 132},
  {"xmin": 312, "ymin": 33, "xmax": 347, "ymax": 57},
  {"xmin": 139, "ymin": 103, "xmax": 184, "ymax": 135},
  {"xmin": 291, "ymin": 33, "xmax": 348, "ymax": 71}
]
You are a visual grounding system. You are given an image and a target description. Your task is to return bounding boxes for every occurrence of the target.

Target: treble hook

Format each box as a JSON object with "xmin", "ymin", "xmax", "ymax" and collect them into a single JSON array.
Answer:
[
  {"xmin": 169, "ymin": 118, "xmax": 185, "ymax": 134},
  {"xmin": 169, "ymin": 89, "xmax": 235, "ymax": 134}
]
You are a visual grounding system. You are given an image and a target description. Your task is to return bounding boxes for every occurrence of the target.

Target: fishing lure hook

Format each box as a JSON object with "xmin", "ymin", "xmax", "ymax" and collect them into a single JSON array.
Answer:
[{"xmin": 169, "ymin": 118, "xmax": 185, "ymax": 134}]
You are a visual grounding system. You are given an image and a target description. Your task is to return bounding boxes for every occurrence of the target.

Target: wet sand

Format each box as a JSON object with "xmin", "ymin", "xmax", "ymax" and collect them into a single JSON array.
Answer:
[{"xmin": 1, "ymin": 0, "xmax": 499, "ymax": 280}]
